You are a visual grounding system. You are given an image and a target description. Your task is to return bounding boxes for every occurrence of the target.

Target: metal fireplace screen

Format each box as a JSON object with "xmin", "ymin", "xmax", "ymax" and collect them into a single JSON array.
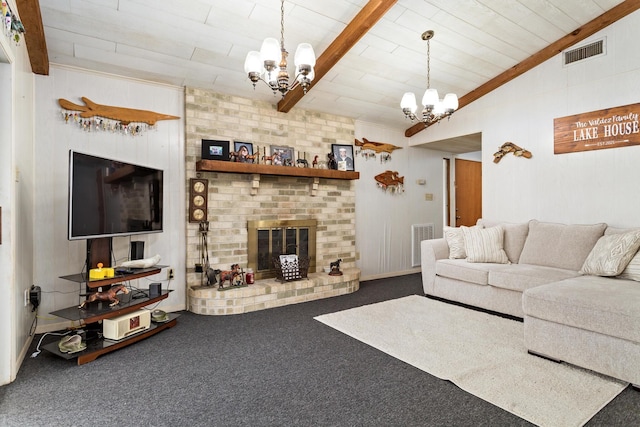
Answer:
[{"xmin": 247, "ymin": 219, "xmax": 316, "ymax": 280}]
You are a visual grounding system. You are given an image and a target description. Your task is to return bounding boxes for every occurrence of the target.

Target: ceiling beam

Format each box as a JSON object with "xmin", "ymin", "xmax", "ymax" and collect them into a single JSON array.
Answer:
[
  {"xmin": 405, "ymin": 0, "xmax": 640, "ymax": 137},
  {"xmin": 277, "ymin": 0, "xmax": 397, "ymax": 113},
  {"xmin": 15, "ymin": 0, "xmax": 49, "ymax": 75}
]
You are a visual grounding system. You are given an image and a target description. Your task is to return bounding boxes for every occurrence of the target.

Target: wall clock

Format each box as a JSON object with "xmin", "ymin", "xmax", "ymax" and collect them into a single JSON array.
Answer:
[{"xmin": 189, "ymin": 178, "xmax": 209, "ymax": 222}]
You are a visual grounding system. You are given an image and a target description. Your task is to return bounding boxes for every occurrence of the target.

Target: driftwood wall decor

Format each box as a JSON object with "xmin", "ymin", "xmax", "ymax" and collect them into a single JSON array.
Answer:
[
  {"xmin": 59, "ymin": 97, "xmax": 180, "ymax": 125},
  {"xmin": 493, "ymin": 142, "xmax": 532, "ymax": 163},
  {"xmin": 355, "ymin": 138, "xmax": 402, "ymax": 154}
]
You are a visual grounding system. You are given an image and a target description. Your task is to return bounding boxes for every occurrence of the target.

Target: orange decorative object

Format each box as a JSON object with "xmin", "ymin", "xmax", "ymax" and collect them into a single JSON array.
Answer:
[
  {"xmin": 375, "ymin": 170, "xmax": 404, "ymax": 193},
  {"xmin": 355, "ymin": 138, "xmax": 402, "ymax": 154},
  {"xmin": 58, "ymin": 97, "xmax": 179, "ymax": 125}
]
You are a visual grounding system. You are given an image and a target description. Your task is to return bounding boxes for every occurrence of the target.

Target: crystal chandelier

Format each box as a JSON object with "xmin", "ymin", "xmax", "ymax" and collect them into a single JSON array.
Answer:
[
  {"xmin": 401, "ymin": 30, "xmax": 458, "ymax": 125},
  {"xmin": 244, "ymin": 0, "xmax": 316, "ymax": 97}
]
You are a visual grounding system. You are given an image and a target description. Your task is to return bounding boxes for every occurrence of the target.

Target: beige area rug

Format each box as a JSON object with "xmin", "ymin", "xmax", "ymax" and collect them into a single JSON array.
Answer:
[{"xmin": 314, "ymin": 295, "xmax": 627, "ymax": 427}]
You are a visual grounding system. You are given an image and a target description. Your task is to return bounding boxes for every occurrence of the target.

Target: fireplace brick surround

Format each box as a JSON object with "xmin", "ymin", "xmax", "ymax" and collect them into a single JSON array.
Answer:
[{"xmin": 185, "ymin": 88, "xmax": 359, "ymax": 314}]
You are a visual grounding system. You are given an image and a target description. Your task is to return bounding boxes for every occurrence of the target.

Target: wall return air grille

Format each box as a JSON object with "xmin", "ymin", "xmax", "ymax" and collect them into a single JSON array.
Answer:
[
  {"xmin": 411, "ymin": 223, "xmax": 434, "ymax": 267},
  {"xmin": 564, "ymin": 39, "xmax": 605, "ymax": 65}
]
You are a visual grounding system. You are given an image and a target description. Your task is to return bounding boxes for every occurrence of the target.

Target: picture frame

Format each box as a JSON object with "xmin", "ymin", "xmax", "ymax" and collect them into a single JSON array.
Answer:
[
  {"xmin": 270, "ymin": 145, "xmax": 295, "ymax": 166},
  {"xmin": 233, "ymin": 141, "xmax": 254, "ymax": 163},
  {"xmin": 201, "ymin": 139, "xmax": 230, "ymax": 161},
  {"xmin": 331, "ymin": 144, "xmax": 355, "ymax": 171}
]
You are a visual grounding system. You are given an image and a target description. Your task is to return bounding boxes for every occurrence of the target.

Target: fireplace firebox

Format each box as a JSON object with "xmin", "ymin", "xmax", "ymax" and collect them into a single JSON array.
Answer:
[{"xmin": 247, "ymin": 219, "xmax": 317, "ymax": 280}]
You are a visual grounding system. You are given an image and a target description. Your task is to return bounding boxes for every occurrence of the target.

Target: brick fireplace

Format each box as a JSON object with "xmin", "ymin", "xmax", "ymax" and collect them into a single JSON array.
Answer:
[{"xmin": 184, "ymin": 87, "xmax": 359, "ymax": 314}]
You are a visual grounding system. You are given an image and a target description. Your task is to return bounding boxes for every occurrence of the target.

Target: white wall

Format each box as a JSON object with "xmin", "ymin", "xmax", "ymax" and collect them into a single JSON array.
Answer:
[
  {"xmin": 0, "ymin": 5, "xmax": 36, "ymax": 384},
  {"xmin": 34, "ymin": 66, "xmax": 186, "ymax": 332},
  {"xmin": 410, "ymin": 11, "xmax": 640, "ymax": 228},
  {"xmin": 354, "ymin": 121, "xmax": 456, "ymax": 279}
]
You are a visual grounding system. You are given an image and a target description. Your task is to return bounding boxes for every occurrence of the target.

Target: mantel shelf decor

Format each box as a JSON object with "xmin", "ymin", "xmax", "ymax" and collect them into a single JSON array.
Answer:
[{"xmin": 58, "ymin": 97, "xmax": 180, "ymax": 136}]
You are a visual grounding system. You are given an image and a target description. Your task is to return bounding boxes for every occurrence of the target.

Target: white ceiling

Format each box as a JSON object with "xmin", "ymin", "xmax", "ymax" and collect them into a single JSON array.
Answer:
[{"xmin": 39, "ymin": 0, "xmax": 623, "ymax": 135}]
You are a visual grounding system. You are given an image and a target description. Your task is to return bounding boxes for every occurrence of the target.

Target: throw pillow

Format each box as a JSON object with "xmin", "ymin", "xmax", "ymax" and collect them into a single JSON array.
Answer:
[
  {"xmin": 580, "ymin": 230, "xmax": 640, "ymax": 276},
  {"xmin": 477, "ymin": 219, "xmax": 529, "ymax": 264},
  {"xmin": 461, "ymin": 225, "xmax": 509, "ymax": 264},
  {"xmin": 618, "ymin": 251, "xmax": 640, "ymax": 281},
  {"xmin": 443, "ymin": 227, "xmax": 467, "ymax": 259},
  {"xmin": 518, "ymin": 220, "xmax": 607, "ymax": 271}
]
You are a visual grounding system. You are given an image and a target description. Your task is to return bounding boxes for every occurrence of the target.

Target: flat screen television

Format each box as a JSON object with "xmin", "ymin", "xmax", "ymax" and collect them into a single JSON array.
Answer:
[{"xmin": 68, "ymin": 151, "xmax": 163, "ymax": 240}]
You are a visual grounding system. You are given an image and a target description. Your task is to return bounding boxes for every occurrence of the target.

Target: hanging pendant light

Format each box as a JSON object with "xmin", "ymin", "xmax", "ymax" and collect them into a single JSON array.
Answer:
[
  {"xmin": 401, "ymin": 30, "xmax": 458, "ymax": 125},
  {"xmin": 244, "ymin": 0, "xmax": 316, "ymax": 97}
]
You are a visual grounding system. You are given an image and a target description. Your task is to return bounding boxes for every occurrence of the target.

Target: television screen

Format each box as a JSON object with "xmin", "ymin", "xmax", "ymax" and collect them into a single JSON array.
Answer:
[{"xmin": 68, "ymin": 151, "xmax": 163, "ymax": 240}]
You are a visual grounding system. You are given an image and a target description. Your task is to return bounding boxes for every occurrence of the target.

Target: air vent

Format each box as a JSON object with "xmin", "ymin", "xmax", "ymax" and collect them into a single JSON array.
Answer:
[
  {"xmin": 411, "ymin": 223, "xmax": 434, "ymax": 267},
  {"xmin": 564, "ymin": 39, "xmax": 605, "ymax": 65}
]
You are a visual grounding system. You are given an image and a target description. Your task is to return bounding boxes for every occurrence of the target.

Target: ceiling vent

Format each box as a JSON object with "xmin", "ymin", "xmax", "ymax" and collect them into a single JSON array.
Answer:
[{"xmin": 563, "ymin": 39, "xmax": 605, "ymax": 66}]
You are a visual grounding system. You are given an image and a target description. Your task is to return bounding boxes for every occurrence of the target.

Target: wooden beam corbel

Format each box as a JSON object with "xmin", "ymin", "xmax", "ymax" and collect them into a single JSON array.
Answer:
[
  {"xmin": 277, "ymin": 0, "xmax": 397, "ymax": 113},
  {"xmin": 405, "ymin": 0, "xmax": 640, "ymax": 137}
]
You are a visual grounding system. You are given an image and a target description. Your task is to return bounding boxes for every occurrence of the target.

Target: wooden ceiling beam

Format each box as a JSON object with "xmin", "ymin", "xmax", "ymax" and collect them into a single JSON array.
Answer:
[
  {"xmin": 405, "ymin": 0, "xmax": 640, "ymax": 137},
  {"xmin": 15, "ymin": 0, "xmax": 49, "ymax": 75},
  {"xmin": 277, "ymin": 0, "xmax": 397, "ymax": 113}
]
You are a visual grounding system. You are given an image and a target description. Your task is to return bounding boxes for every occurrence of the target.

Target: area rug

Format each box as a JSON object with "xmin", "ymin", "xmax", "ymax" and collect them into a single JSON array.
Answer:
[{"xmin": 314, "ymin": 295, "xmax": 627, "ymax": 427}]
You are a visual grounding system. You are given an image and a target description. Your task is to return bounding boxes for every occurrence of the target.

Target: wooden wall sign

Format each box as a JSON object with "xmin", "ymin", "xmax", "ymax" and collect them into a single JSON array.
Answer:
[{"xmin": 554, "ymin": 103, "xmax": 640, "ymax": 154}]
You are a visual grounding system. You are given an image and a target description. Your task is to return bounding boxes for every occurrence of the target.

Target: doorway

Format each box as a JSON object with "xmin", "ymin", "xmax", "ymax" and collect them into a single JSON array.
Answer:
[{"xmin": 454, "ymin": 159, "xmax": 482, "ymax": 227}]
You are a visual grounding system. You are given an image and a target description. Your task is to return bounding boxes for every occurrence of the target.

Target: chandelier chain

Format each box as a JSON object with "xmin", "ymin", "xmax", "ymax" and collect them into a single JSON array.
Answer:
[
  {"xmin": 280, "ymin": 0, "xmax": 285, "ymax": 51},
  {"xmin": 426, "ymin": 38, "xmax": 431, "ymax": 89}
]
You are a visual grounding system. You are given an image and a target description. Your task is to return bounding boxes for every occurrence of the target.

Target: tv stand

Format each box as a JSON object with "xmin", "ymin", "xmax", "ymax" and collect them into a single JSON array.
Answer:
[{"xmin": 46, "ymin": 266, "xmax": 176, "ymax": 365}]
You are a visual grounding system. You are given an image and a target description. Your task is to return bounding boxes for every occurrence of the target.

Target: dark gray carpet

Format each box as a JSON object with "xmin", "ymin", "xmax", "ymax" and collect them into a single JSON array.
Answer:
[{"xmin": 1, "ymin": 274, "xmax": 638, "ymax": 426}]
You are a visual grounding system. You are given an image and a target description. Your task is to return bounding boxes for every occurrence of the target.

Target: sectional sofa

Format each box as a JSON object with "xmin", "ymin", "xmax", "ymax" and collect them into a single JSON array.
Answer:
[{"xmin": 421, "ymin": 219, "xmax": 640, "ymax": 386}]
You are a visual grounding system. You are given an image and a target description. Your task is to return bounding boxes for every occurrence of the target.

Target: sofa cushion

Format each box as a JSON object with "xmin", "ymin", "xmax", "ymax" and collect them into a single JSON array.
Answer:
[
  {"xmin": 435, "ymin": 259, "xmax": 492, "ymax": 285},
  {"xmin": 580, "ymin": 230, "xmax": 640, "ymax": 276},
  {"xmin": 443, "ymin": 227, "xmax": 467, "ymax": 259},
  {"xmin": 489, "ymin": 264, "xmax": 581, "ymax": 293},
  {"xmin": 523, "ymin": 276, "xmax": 640, "ymax": 344},
  {"xmin": 518, "ymin": 220, "xmax": 606, "ymax": 271},
  {"xmin": 477, "ymin": 219, "xmax": 529, "ymax": 263},
  {"xmin": 461, "ymin": 225, "xmax": 509, "ymax": 264}
]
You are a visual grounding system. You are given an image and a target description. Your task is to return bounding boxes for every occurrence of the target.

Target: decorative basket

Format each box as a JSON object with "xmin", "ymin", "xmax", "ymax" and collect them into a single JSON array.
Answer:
[{"xmin": 273, "ymin": 255, "xmax": 310, "ymax": 282}]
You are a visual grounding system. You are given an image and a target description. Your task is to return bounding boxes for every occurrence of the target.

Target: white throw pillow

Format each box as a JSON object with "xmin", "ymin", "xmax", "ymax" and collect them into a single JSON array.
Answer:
[
  {"xmin": 444, "ymin": 227, "xmax": 467, "ymax": 259},
  {"xmin": 580, "ymin": 231, "xmax": 640, "ymax": 276},
  {"xmin": 461, "ymin": 225, "xmax": 509, "ymax": 264}
]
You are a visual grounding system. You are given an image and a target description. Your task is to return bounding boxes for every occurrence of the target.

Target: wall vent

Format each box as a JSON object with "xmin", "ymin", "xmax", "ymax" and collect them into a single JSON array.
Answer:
[
  {"xmin": 564, "ymin": 39, "xmax": 605, "ymax": 66},
  {"xmin": 411, "ymin": 223, "xmax": 434, "ymax": 267}
]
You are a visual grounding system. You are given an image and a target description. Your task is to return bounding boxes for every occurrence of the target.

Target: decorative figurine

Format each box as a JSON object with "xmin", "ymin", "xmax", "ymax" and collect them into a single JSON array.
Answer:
[
  {"xmin": 329, "ymin": 258, "xmax": 343, "ymax": 276},
  {"xmin": 79, "ymin": 284, "xmax": 129, "ymax": 309},
  {"xmin": 206, "ymin": 268, "xmax": 221, "ymax": 287},
  {"xmin": 218, "ymin": 264, "xmax": 242, "ymax": 289},
  {"xmin": 328, "ymin": 152, "xmax": 337, "ymax": 170}
]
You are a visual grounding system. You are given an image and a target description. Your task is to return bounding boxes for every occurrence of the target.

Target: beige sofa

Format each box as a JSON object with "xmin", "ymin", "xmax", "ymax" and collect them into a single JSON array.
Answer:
[{"xmin": 421, "ymin": 219, "xmax": 640, "ymax": 386}]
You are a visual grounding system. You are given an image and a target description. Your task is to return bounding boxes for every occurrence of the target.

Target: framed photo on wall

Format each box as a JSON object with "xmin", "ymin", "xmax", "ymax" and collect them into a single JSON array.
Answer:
[
  {"xmin": 233, "ymin": 141, "xmax": 254, "ymax": 163},
  {"xmin": 201, "ymin": 139, "xmax": 230, "ymax": 161},
  {"xmin": 331, "ymin": 144, "xmax": 355, "ymax": 171},
  {"xmin": 270, "ymin": 145, "xmax": 295, "ymax": 166}
]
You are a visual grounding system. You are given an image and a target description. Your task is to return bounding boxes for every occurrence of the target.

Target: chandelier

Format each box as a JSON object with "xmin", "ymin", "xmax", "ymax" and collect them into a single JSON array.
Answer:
[
  {"xmin": 244, "ymin": 0, "xmax": 316, "ymax": 97},
  {"xmin": 401, "ymin": 30, "xmax": 458, "ymax": 125}
]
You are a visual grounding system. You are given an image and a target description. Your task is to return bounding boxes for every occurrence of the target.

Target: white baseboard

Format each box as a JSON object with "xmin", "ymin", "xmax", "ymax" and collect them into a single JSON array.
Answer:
[{"xmin": 360, "ymin": 267, "xmax": 421, "ymax": 282}]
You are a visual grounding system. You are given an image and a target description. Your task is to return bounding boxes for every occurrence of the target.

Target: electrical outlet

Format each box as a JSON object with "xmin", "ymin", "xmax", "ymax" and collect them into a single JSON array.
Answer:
[{"xmin": 167, "ymin": 268, "xmax": 174, "ymax": 280}]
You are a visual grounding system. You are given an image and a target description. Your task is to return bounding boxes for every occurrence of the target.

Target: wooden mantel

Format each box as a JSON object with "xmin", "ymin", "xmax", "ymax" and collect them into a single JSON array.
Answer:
[
  {"xmin": 196, "ymin": 160, "xmax": 359, "ymax": 196},
  {"xmin": 196, "ymin": 160, "xmax": 359, "ymax": 180}
]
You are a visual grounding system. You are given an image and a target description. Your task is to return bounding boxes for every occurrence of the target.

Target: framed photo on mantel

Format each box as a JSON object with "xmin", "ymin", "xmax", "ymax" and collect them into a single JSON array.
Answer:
[{"xmin": 201, "ymin": 139, "xmax": 230, "ymax": 161}]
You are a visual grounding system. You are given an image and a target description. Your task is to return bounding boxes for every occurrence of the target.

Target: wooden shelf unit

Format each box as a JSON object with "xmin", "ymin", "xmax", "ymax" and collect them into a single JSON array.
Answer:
[{"xmin": 47, "ymin": 267, "xmax": 176, "ymax": 365}]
